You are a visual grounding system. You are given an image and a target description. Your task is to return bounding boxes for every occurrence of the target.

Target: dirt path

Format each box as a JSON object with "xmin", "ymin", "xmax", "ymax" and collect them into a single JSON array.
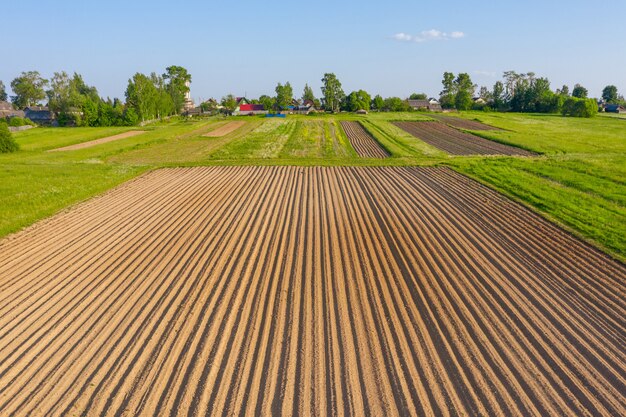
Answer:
[
  {"xmin": 48, "ymin": 131, "xmax": 146, "ymax": 152},
  {"xmin": 340, "ymin": 121, "xmax": 390, "ymax": 158},
  {"xmin": 202, "ymin": 121, "xmax": 247, "ymax": 137},
  {"xmin": 394, "ymin": 121, "xmax": 535, "ymax": 156},
  {"xmin": 0, "ymin": 166, "xmax": 624, "ymax": 416}
]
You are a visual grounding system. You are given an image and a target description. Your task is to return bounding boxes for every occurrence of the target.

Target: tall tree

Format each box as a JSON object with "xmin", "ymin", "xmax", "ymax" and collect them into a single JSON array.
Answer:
[
  {"xmin": 409, "ymin": 93, "xmax": 428, "ymax": 100},
  {"xmin": 302, "ymin": 83, "xmax": 316, "ymax": 102},
  {"xmin": 0, "ymin": 81, "xmax": 7, "ymax": 102},
  {"xmin": 492, "ymin": 81, "xmax": 505, "ymax": 111},
  {"xmin": 46, "ymin": 71, "xmax": 72, "ymax": 113},
  {"xmin": 439, "ymin": 72, "xmax": 456, "ymax": 109},
  {"xmin": 572, "ymin": 84, "xmax": 588, "ymax": 99},
  {"xmin": 321, "ymin": 73, "xmax": 345, "ymax": 113},
  {"xmin": 343, "ymin": 90, "xmax": 371, "ymax": 111},
  {"xmin": 602, "ymin": 85, "xmax": 618, "ymax": 103},
  {"xmin": 371, "ymin": 94, "xmax": 384, "ymax": 111},
  {"xmin": 220, "ymin": 94, "xmax": 237, "ymax": 114},
  {"xmin": 259, "ymin": 95, "xmax": 275, "ymax": 112},
  {"xmin": 454, "ymin": 73, "xmax": 476, "ymax": 110},
  {"xmin": 125, "ymin": 73, "xmax": 159, "ymax": 122},
  {"xmin": 163, "ymin": 66, "xmax": 191, "ymax": 114},
  {"xmin": 10, "ymin": 71, "xmax": 48, "ymax": 108},
  {"xmin": 557, "ymin": 85, "xmax": 570, "ymax": 96},
  {"xmin": 275, "ymin": 82, "xmax": 294, "ymax": 109}
]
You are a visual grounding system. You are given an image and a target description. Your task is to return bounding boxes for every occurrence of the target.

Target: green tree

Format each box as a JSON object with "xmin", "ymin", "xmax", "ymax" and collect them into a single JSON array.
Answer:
[
  {"xmin": 383, "ymin": 97, "xmax": 410, "ymax": 112},
  {"xmin": 10, "ymin": 71, "xmax": 48, "ymax": 108},
  {"xmin": 220, "ymin": 94, "xmax": 237, "ymax": 114},
  {"xmin": 409, "ymin": 93, "xmax": 428, "ymax": 100},
  {"xmin": 371, "ymin": 95, "xmax": 384, "ymax": 111},
  {"xmin": 302, "ymin": 83, "xmax": 316, "ymax": 102},
  {"xmin": 439, "ymin": 72, "xmax": 456, "ymax": 109},
  {"xmin": 259, "ymin": 95, "xmax": 275, "ymax": 112},
  {"xmin": 492, "ymin": 81, "xmax": 505, "ymax": 110},
  {"xmin": 343, "ymin": 90, "xmax": 371, "ymax": 111},
  {"xmin": 602, "ymin": 85, "xmax": 618, "ymax": 103},
  {"xmin": 453, "ymin": 73, "xmax": 476, "ymax": 110},
  {"xmin": 275, "ymin": 82, "xmax": 294, "ymax": 109},
  {"xmin": 572, "ymin": 84, "xmax": 588, "ymax": 99},
  {"xmin": 562, "ymin": 97, "xmax": 597, "ymax": 117},
  {"xmin": 321, "ymin": 73, "xmax": 345, "ymax": 112},
  {"xmin": 0, "ymin": 81, "xmax": 7, "ymax": 102},
  {"xmin": 0, "ymin": 122, "xmax": 19, "ymax": 153},
  {"xmin": 46, "ymin": 71, "xmax": 73, "ymax": 113},
  {"xmin": 163, "ymin": 66, "xmax": 191, "ymax": 114},
  {"xmin": 557, "ymin": 85, "xmax": 570, "ymax": 96},
  {"xmin": 125, "ymin": 73, "xmax": 159, "ymax": 122}
]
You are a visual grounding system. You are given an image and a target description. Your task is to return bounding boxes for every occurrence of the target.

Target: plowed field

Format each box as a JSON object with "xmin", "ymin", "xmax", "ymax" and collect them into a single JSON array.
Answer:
[
  {"xmin": 202, "ymin": 121, "xmax": 246, "ymax": 137},
  {"xmin": 48, "ymin": 131, "xmax": 146, "ymax": 152},
  {"xmin": 0, "ymin": 166, "xmax": 624, "ymax": 416},
  {"xmin": 394, "ymin": 121, "xmax": 535, "ymax": 156},
  {"xmin": 430, "ymin": 114, "xmax": 501, "ymax": 131},
  {"xmin": 340, "ymin": 121, "xmax": 389, "ymax": 158}
]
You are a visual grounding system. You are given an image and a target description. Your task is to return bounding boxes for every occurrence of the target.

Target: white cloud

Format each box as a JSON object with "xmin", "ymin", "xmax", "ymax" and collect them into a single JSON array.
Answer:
[{"xmin": 392, "ymin": 29, "xmax": 466, "ymax": 43}]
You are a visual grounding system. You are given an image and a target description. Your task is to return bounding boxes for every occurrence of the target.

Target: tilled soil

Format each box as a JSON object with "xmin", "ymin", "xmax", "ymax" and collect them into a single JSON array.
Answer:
[
  {"xmin": 430, "ymin": 114, "xmax": 502, "ymax": 131},
  {"xmin": 0, "ymin": 166, "xmax": 624, "ymax": 416},
  {"xmin": 48, "ymin": 131, "xmax": 146, "ymax": 152},
  {"xmin": 202, "ymin": 121, "xmax": 247, "ymax": 137},
  {"xmin": 340, "ymin": 121, "xmax": 389, "ymax": 158},
  {"xmin": 394, "ymin": 121, "xmax": 536, "ymax": 156}
]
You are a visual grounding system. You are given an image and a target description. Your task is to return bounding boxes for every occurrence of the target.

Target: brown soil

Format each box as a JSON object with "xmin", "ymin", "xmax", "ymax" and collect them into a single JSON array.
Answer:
[
  {"xmin": 430, "ymin": 114, "xmax": 502, "ymax": 130},
  {"xmin": 340, "ymin": 121, "xmax": 390, "ymax": 158},
  {"xmin": 202, "ymin": 121, "xmax": 247, "ymax": 137},
  {"xmin": 394, "ymin": 121, "xmax": 536, "ymax": 156},
  {"xmin": 48, "ymin": 131, "xmax": 146, "ymax": 152},
  {"xmin": 0, "ymin": 166, "xmax": 624, "ymax": 416}
]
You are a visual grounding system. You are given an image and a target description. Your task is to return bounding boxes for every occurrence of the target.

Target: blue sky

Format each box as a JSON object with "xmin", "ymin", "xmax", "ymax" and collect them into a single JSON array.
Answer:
[{"xmin": 3, "ymin": 1, "xmax": 625, "ymax": 102}]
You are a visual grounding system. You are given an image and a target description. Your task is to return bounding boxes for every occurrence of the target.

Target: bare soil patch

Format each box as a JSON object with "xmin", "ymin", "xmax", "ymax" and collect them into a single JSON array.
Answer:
[
  {"xmin": 394, "ymin": 121, "xmax": 535, "ymax": 156},
  {"xmin": 48, "ymin": 130, "xmax": 146, "ymax": 152},
  {"xmin": 202, "ymin": 121, "xmax": 247, "ymax": 137},
  {"xmin": 430, "ymin": 114, "xmax": 502, "ymax": 130},
  {"xmin": 0, "ymin": 166, "xmax": 624, "ymax": 416},
  {"xmin": 340, "ymin": 121, "xmax": 390, "ymax": 158}
]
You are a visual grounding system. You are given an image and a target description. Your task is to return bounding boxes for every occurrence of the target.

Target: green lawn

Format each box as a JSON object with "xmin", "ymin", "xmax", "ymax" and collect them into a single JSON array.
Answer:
[{"xmin": 2, "ymin": 112, "xmax": 625, "ymax": 261}]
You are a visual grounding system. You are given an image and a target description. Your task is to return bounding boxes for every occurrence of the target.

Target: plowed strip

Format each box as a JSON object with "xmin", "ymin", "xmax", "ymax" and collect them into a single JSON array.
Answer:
[
  {"xmin": 202, "ymin": 121, "xmax": 246, "ymax": 137},
  {"xmin": 0, "ymin": 166, "xmax": 624, "ymax": 416},
  {"xmin": 394, "ymin": 121, "xmax": 535, "ymax": 156},
  {"xmin": 430, "ymin": 114, "xmax": 501, "ymax": 131},
  {"xmin": 47, "ymin": 131, "xmax": 146, "ymax": 152},
  {"xmin": 340, "ymin": 121, "xmax": 389, "ymax": 158}
]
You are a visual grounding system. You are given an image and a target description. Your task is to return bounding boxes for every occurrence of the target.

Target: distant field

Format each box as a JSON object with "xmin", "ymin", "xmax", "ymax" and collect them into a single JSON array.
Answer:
[{"xmin": 1, "ymin": 112, "xmax": 626, "ymax": 259}]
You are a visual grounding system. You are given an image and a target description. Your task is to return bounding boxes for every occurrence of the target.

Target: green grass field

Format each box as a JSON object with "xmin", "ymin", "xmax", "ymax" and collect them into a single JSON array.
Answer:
[{"xmin": 2, "ymin": 112, "xmax": 625, "ymax": 261}]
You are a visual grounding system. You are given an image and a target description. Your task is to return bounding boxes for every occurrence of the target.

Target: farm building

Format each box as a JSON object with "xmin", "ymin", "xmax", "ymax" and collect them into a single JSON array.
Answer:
[
  {"xmin": 234, "ymin": 103, "xmax": 267, "ymax": 116},
  {"xmin": 605, "ymin": 104, "xmax": 626, "ymax": 114},
  {"xmin": 0, "ymin": 101, "xmax": 25, "ymax": 119},
  {"xmin": 408, "ymin": 99, "xmax": 442, "ymax": 112},
  {"xmin": 24, "ymin": 106, "xmax": 56, "ymax": 125}
]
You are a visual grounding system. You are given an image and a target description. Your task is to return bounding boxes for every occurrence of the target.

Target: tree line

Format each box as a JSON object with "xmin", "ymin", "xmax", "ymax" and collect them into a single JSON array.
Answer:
[
  {"xmin": 440, "ymin": 70, "xmax": 624, "ymax": 117},
  {"xmin": 1, "ymin": 66, "xmax": 191, "ymax": 126},
  {"xmin": 216, "ymin": 73, "xmax": 426, "ymax": 115}
]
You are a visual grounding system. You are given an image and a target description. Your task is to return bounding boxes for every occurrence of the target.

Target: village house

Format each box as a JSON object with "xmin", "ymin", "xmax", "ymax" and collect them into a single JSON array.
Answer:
[
  {"xmin": 408, "ymin": 98, "xmax": 442, "ymax": 112},
  {"xmin": 605, "ymin": 104, "xmax": 626, "ymax": 114},
  {"xmin": 24, "ymin": 106, "xmax": 56, "ymax": 126},
  {"xmin": 0, "ymin": 101, "xmax": 25, "ymax": 119}
]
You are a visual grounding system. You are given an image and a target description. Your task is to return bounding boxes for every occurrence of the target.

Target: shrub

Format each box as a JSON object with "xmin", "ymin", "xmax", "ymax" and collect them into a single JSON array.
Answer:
[
  {"xmin": 8, "ymin": 117, "xmax": 33, "ymax": 127},
  {"xmin": 562, "ymin": 97, "xmax": 598, "ymax": 118},
  {"xmin": 0, "ymin": 122, "xmax": 19, "ymax": 153}
]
